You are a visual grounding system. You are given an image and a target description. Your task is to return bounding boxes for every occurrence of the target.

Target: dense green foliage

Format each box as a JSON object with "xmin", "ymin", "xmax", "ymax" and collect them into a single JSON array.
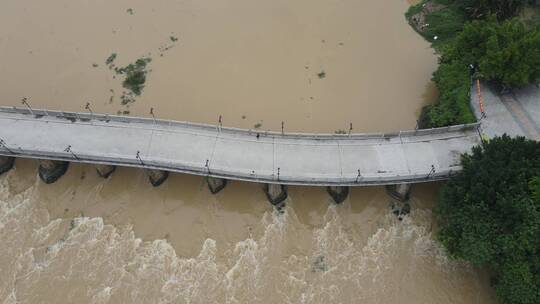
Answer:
[
  {"xmin": 419, "ymin": 61, "xmax": 475, "ymax": 127},
  {"xmin": 447, "ymin": 17, "xmax": 540, "ymax": 87},
  {"xmin": 437, "ymin": 136, "xmax": 540, "ymax": 304}
]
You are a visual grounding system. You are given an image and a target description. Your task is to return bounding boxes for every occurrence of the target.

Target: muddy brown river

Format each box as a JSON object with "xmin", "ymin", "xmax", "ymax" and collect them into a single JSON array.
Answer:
[{"xmin": 0, "ymin": 0, "xmax": 496, "ymax": 303}]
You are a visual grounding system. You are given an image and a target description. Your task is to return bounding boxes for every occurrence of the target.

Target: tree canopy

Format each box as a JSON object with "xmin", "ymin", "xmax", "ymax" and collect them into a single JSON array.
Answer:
[
  {"xmin": 447, "ymin": 17, "xmax": 540, "ymax": 87},
  {"xmin": 436, "ymin": 136, "xmax": 540, "ymax": 304}
]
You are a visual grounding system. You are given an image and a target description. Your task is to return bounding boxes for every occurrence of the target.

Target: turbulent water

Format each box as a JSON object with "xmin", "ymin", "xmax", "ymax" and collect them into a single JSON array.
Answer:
[
  {"xmin": 0, "ymin": 0, "xmax": 498, "ymax": 302},
  {"xmin": 0, "ymin": 163, "xmax": 495, "ymax": 303}
]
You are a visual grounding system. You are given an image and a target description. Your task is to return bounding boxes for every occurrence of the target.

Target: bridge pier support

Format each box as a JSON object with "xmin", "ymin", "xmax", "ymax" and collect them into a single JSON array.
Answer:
[
  {"xmin": 147, "ymin": 169, "xmax": 169, "ymax": 187},
  {"xmin": 38, "ymin": 160, "xmax": 69, "ymax": 184},
  {"xmin": 0, "ymin": 156, "xmax": 15, "ymax": 175},
  {"xmin": 96, "ymin": 164, "xmax": 116, "ymax": 178},
  {"xmin": 264, "ymin": 184, "xmax": 287, "ymax": 208},
  {"xmin": 207, "ymin": 177, "xmax": 227, "ymax": 194},
  {"xmin": 385, "ymin": 183, "xmax": 412, "ymax": 202},
  {"xmin": 327, "ymin": 186, "xmax": 349, "ymax": 204}
]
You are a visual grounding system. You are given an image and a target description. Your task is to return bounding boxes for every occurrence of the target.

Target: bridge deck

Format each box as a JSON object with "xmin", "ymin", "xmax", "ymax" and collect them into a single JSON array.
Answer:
[{"xmin": 0, "ymin": 107, "xmax": 481, "ymax": 186}]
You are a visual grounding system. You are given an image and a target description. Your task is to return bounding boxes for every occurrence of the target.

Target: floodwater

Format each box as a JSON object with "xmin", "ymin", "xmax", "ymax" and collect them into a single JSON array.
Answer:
[
  {"xmin": 0, "ymin": 0, "xmax": 496, "ymax": 303},
  {"xmin": 0, "ymin": 0, "xmax": 438, "ymax": 133}
]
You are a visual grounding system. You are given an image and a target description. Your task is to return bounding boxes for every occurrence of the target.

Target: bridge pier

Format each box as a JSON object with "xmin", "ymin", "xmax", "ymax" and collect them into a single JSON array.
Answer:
[
  {"xmin": 385, "ymin": 183, "xmax": 412, "ymax": 202},
  {"xmin": 38, "ymin": 160, "xmax": 69, "ymax": 184},
  {"xmin": 264, "ymin": 184, "xmax": 287, "ymax": 208},
  {"xmin": 96, "ymin": 164, "xmax": 116, "ymax": 178},
  {"xmin": 327, "ymin": 186, "xmax": 349, "ymax": 204},
  {"xmin": 0, "ymin": 156, "xmax": 15, "ymax": 175},
  {"xmin": 147, "ymin": 169, "xmax": 169, "ymax": 187},
  {"xmin": 207, "ymin": 177, "xmax": 227, "ymax": 194}
]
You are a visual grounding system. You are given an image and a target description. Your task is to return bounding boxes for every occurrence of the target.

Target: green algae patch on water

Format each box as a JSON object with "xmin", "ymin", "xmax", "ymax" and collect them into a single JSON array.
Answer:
[
  {"xmin": 115, "ymin": 57, "xmax": 152, "ymax": 99},
  {"xmin": 105, "ymin": 53, "xmax": 117, "ymax": 66}
]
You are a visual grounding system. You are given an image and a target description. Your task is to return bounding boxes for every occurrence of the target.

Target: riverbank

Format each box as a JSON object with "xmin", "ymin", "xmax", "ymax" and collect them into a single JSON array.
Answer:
[
  {"xmin": 406, "ymin": 2, "xmax": 540, "ymax": 303},
  {"xmin": 406, "ymin": 0, "xmax": 540, "ymax": 129},
  {"xmin": 406, "ymin": 0, "xmax": 474, "ymax": 128}
]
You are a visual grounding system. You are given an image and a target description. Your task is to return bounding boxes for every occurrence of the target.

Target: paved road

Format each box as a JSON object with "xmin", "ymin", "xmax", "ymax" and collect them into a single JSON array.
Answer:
[
  {"xmin": 472, "ymin": 82, "xmax": 540, "ymax": 141},
  {"xmin": 0, "ymin": 107, "xmax": 481, "ymax": 186}
]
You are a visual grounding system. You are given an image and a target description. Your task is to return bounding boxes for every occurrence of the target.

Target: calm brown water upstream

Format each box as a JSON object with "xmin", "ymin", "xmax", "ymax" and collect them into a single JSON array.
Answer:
[{"xmin": 0, "ymin": 0, "xmax": 496, "ymax": 303}]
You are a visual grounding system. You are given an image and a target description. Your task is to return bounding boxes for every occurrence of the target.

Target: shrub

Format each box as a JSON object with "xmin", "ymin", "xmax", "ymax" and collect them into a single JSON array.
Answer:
[{"xmin": 420, "ymin": 60, "xmax": 475, "ymax": 127}]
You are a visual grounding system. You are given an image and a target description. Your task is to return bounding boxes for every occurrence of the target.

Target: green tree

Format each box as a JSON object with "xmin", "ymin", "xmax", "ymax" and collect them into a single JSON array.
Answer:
[
  {"xmin": 436, "ymin": 136, "xmax": 540, "ymax": 304},
  {"xmin": 449, "ymin": 17, "xmax": 540, "ymax": 87},
  {"xmin": 531, "ymin": 177, "xmax": 540, "ymax": 203}
]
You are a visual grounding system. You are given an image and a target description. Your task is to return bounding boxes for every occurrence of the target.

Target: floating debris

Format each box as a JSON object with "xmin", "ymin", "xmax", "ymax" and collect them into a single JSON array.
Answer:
[
  {"xmin": 120, "ymin": 92, "xmax": 136, "ymax": 105},
  {"xmin": 313, "ymin": 255, "xmax": 328, "ymax": 272},
  {"xmin": 105, "ymin": 53, "xmax": 117, "ymax": 66},
  {"xmin": 389, "ymin": 201, "xmax": 411, "ymax": 221},
  {"xmin": 115, "ymin": 57, "xmax": 152, "ymax": 96}
]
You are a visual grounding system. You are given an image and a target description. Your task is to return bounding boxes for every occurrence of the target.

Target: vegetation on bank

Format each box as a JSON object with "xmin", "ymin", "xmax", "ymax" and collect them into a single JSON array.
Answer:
[
  {"xmin": 408, "ymin": 2, "xmax": 540, "ymax": 303},
  {"xmin": 407, "ymin": 0, "xmax": 540, "ymax": 128},
  {"xmin": 436, "ymin": 136, "xmax": 540, "ymax": 304}
]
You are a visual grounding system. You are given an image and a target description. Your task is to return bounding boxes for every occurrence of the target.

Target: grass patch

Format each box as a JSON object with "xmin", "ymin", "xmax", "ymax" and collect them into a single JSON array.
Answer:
[
  {"xmin": 422, "ymin": 8, "xmax": 467, "ymax": 48},
  {"xmin": 406, "ymin": 0, "xmax": 467, "ymax": 50}
]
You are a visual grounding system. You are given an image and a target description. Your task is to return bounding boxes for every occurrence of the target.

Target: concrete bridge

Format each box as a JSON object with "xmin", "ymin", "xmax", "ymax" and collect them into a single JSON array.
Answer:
[{"xmin": 0, "ymin": 106, "xmax": 482, "ymax": 206}]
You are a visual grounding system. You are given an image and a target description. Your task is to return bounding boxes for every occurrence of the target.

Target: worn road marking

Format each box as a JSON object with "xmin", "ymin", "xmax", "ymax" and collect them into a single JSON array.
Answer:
[{"xmin": 500, "ymin": 94, "xmax": 540, "ymax": 141}]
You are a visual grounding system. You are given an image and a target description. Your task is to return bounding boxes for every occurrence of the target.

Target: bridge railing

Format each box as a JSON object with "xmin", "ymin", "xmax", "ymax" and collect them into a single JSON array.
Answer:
[{"xmin": 0, "ymin": 106, "xmax": 480, "ymax": 141}]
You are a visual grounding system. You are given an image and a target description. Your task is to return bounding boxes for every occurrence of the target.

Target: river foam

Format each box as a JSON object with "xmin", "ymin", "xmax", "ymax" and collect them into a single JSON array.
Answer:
[{"xmin": 0, "ymin": 168, "xmax": 496, "ymax": 303}]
